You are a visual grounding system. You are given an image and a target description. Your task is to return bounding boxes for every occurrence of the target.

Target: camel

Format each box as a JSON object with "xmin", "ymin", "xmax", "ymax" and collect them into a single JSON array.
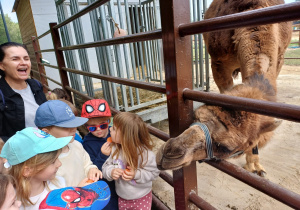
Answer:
[{"xmin": 156, "ymin": 0, "xmax": 292, "ymax": 176}]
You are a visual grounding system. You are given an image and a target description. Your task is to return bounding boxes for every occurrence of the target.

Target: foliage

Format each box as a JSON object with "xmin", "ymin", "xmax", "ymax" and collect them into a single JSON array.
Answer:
[{"xmin": 0, "ymin": 14, "xmax": 22, "ymax": 44}]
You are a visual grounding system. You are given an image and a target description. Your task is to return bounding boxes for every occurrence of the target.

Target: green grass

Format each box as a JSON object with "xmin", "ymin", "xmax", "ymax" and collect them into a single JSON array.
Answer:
[{"xmin": 284, "ymin": 48, "xmax": 300, "ymax": 66}]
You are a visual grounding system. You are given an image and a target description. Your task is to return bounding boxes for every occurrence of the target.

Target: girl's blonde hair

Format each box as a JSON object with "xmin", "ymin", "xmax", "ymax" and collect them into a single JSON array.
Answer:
[
  {"xmin": 8, "ymin": 150, "xmax": 60, "ymax": 206},
  {"xmin": 112, "ymin": 112, "xmax": 153, "ymax": 170},
  {"xmin": 46, "ymin": 91, "xmax": 58, "ymax": 100}
]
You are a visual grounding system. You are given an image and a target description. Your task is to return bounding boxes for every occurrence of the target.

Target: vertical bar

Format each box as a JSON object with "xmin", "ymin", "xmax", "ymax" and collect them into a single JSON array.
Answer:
[
  {"xmin": 31, "ymin": 36, "xmax": 48, "ymax": 93},
  {"xmin": 49, "ymin": 22, "xmax": 72, "ymax": 101},
  {"xmin": 0, "ymin": 1, "xmax": 10, "ymax": 42},
  {"xmin": 124, "ymin": 0, "xmax": 140, "ymax": 105},
  {"xmin": 160, "ymin": 0, "xmax": 197, "ymax": 210}
]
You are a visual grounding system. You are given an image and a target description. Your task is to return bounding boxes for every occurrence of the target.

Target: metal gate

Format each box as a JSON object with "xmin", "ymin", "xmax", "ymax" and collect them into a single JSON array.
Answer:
[{"xmin": 28, "ymin": 0, "xmax": 300, "ymax": 209}]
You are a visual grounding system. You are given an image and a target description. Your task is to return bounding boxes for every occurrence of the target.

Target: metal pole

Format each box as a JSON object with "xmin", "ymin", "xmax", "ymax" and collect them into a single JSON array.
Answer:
[{"xmin": 0, "ymin": 0, "xmax": 11, "ymax": 42}]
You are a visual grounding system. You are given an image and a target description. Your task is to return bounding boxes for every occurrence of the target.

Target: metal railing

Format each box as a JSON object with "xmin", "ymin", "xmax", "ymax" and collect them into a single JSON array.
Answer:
[{"xmin": 28, "ymin": 0, "xmax": 300, "ymax": 209}]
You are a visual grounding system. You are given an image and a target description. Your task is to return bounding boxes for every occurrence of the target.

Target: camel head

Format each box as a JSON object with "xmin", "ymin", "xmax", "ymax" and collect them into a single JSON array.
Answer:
[{"xmin": 156, "ymin": 82, "xmax": 282, "ymax": 171}]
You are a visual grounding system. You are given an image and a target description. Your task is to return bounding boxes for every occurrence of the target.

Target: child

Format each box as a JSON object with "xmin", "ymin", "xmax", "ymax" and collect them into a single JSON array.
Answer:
[
  {"xmin": 81, "ymin": 99, "xmax": 118, "ymax": 209},
  {"xmin": 46, "ymin": 88, "xmax": 70, "ymax": 101},
  {"xmin": 58, "ymin": 99, "xmax": 84, "ymax": 144},
  {"xmin": 34, "ymin": 100, "xmax": 102, "ymax": 187},
  {"xmin": 0, "ymin": 127, "xmax": 73, "ymax": 209},
  {"xmin": 0, "ymin": 174, "xmax": 21, "ymax": 210},
  {"xmin": 102, "ymin": 112, "xmax": 160, "ymax": 210}
]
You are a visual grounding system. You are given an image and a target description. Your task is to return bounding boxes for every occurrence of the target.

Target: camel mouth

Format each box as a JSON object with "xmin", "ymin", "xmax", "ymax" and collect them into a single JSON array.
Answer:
[{"xmin": 156, "ymin": 143, "xmax": 192, "ymax": 170}]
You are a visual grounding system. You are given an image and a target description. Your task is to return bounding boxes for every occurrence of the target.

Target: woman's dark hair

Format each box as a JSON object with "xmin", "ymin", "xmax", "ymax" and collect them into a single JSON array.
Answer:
[{"xmin": 0, "ymin": 42, "xmax": 29, "ymax": 77}]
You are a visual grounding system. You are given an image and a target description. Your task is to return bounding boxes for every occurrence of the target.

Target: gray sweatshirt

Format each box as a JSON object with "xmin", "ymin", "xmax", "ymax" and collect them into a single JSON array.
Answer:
[{"xmin": 102, "ymin": 146, "xmax": 160, "ymax": 200}]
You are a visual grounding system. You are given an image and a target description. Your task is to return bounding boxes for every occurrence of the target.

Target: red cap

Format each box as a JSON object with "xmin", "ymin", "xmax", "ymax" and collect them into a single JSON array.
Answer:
[{"xmin": 81, "ymin": 99, "xmax": 111, "ymax": 118}]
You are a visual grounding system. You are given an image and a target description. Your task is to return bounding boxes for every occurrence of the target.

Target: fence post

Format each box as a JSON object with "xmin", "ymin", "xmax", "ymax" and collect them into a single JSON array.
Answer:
[
  {"xmin": 31, "ymin": 36, "xmax": 49, "ymax": 93},
  {"xmin": 160, "ymin": 0, "xmax": 198, "ymax": 209},
  {"xmin": 49, "ymin": 22, "xmax": 72, "ymax": 101}
]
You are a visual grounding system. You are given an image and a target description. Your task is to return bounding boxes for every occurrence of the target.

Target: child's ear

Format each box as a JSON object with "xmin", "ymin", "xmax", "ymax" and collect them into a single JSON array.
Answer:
[
  {"xmin": 22, "ymin": 166, "xmax": 33, "ymax": 177},
  {"xmin": 41, "ymin": 128, "xmax": 50, "ymax": 133}
]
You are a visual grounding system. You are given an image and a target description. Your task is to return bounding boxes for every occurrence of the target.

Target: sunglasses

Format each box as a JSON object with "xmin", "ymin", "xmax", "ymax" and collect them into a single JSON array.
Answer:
[{"xmin": 87, "ymin": 123, "xmax": 109, "ymax": 132}]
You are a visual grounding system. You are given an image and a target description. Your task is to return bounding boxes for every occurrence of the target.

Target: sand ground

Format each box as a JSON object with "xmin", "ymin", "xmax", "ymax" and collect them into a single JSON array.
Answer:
[{"xmin": 151, "ymin": 63, "xmax": 300, "ymax": 210}]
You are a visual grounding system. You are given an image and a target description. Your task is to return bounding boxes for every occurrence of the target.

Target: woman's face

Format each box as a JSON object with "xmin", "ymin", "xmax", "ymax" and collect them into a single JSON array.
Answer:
[
  {"xmin": 0, "ymin": 46, "xmax": 31, "ymax": 83},
  {"xmin": 0, "ymin": 183, "xmax": 21, "ymax": 210}
]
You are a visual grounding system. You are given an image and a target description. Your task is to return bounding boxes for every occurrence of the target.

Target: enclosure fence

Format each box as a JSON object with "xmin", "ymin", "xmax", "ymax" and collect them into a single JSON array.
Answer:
[{"xmin": 27, "ymin": 0, "xmax": 300, "ymax": 209}]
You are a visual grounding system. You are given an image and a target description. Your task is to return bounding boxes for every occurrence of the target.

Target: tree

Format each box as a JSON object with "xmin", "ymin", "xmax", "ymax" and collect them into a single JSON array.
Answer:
[{"xmin": 0, "ymin": 14, "xmax": 22, "ymax": 44}]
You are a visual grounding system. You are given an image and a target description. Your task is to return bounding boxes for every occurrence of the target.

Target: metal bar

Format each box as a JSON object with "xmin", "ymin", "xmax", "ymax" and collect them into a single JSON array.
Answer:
[
  {"xmin": 152, "ymin": 193, "xmax": 171, "ymax": 210},
  {"xmin": 62, "ymin": 67, "xmax": 166, "ymax": 94},
  {"xmin": 39, "ymin": 63, "xmax": 60, "ymax": 69},
  {"xmin": 34, "ymin": 30, "xmax": 51, "ymax": 41},
  {"xmin": 117, "ymin": 0, "xmax": 134, "ymax": 108},
  {"xmin": 40, "ymin": 73, "xmax": 63, "ymax": 86},
  {"xmin": 42, "ymin": 84, "xmax": 52, "ymax": 91},
  {"xmin": 58, "ymin": 30, "xmax": 162, "ymax": 51},
  {"xmin": 189, "ymin": 191, "xmax": 217, "ymax": 210},
  {"xmin": 160, "ymin": 0, "xmax": 197, "ymax": 209},
  {"xmin": 159, "ymin": 171, "xmax": 173, "ymax": 186},
  {"xmin": 36, "ymin": 49, "xmax": 55, "ymax": 53},
  {"xmin": 50, "ymin": 22, "xmax": 72, "ymax": 101},
  {"xmin": 179, "ymin": 2, "xmax": 300, "ymax": 37},
  {"xmin": 32, "ymin": 36, "xmax": 48, "ymax": 93},
  {"xmin": 182, "ymin": 88, "xmax": 300, "ymax": 123},
  {"xmin": 53, "ymin": 0, "xmax": 110, "ymax": 29},
  {"xmin": 207, "ymin": 160, "xmax": 300, "ymax": 209}
]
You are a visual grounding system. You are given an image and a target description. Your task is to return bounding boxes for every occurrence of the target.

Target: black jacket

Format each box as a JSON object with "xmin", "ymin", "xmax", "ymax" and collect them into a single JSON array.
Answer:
[{"xmin": 0, "ymin": 77, "xmax": 47, "ymax": 142}]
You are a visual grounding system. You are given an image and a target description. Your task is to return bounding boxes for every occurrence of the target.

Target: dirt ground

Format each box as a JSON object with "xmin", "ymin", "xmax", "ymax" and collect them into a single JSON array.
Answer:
[{"xmin": 151, "ymin": 64, "xmax": 300, "ymax": 210}]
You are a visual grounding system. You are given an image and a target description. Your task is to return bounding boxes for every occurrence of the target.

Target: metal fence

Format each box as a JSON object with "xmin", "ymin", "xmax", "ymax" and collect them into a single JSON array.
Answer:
[{"xmin": 28, "ymin": 0, "xmax": 300, "ymax": 209}]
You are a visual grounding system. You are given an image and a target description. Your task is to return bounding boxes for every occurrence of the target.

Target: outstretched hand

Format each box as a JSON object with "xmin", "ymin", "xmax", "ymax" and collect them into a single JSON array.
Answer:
[
  {"xmin": 101, "ymin": 142, "xmax": 112, "ymax": 156},
  {"xmin": 88, "ymin": 168, "xmax": 102, "ymax": 181}
]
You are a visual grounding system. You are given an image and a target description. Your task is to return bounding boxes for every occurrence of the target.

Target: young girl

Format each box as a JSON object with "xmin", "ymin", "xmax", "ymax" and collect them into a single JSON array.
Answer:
[
  {"xmin": 102, "ymin": 112, "xmax": 160, "ymax": 210},
  {"xmin": 0, "ymin": 127, "xmax": 73, "ymax": 210},
  {"xmin": 0, "ymin": 174, "xmax": 21, "ymax": 210}
]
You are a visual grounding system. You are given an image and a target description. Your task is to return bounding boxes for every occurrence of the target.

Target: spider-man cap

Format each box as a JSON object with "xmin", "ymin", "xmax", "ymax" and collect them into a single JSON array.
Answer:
[{"xmin": 81, "ymin": 99, "xmax": 111, "ymax": 118}]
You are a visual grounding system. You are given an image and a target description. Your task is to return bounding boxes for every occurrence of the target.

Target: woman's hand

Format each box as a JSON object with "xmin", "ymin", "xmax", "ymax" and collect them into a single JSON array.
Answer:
[
  {"xmin": 101, "ymin": 142, "xmax": 112, "ymax": 156},
  {"xmin": 87, "ymin": 168, "xmax": 102, "ymax": 181},
  {"xmin": 122, "ymin": 166, "xmax": 135, "ymax": 181},
  {"xmin": 111, "ymin": 168, "xmax": 124, "ymax": 180}
]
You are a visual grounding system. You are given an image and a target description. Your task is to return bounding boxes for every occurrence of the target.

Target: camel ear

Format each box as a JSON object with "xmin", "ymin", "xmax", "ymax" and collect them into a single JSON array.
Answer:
[{"xmin": 259, "ymin": 118, "xmax": 282, "ymax": 134}]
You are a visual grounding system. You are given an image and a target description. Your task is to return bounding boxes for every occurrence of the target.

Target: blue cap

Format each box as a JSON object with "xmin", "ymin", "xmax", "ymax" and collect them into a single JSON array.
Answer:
[
  {"xmin": 0, "ymin": 127, "xmax": 72, "ymax": 166},
  {"xmin": 35, "ymin": 100, "xmax": 88, "ymax": 128}
]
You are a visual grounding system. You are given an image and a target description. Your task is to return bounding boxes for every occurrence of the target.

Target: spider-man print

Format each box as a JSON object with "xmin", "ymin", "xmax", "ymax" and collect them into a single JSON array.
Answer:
[
  {"xmin": 81, "ymin": 99, "xmax": 111, "ymax": 118},
  {"xmin": 39, "ymin": 181, "xmax": 111, "ymax": 210},
  {"xmin": 61, "ymin": 188, "xmax": 98, "ymax": 209}
]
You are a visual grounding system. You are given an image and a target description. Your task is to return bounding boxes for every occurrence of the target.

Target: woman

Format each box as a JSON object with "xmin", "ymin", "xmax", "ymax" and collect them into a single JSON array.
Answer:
[{"xmin": 0, "ymin": 42, "xmax": 47, "ymax": 142}]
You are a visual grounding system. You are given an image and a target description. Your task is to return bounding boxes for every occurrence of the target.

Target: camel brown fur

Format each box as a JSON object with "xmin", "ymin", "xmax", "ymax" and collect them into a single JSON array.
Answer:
[
  {"xmin": 156, "ymin": 0, "xmax": 292, "ymax": 176},
  {"xmin": 156, "ymin": 74, "xmax": 281, "ymax": 175},
  {"xmin": 203, "ymin": 0, "xmax": 292, "ymax": 94}
]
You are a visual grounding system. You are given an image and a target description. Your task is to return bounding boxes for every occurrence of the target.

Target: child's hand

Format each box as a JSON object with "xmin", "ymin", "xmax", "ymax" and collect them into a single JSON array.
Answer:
[
  {"xmin": 88, "ymin": 168, "xmax": 102, "ymax": 181},
  {"xmin": 101, "ymin": 142, "xmax": 112, "ymax": 156},
  {"xmin": 111, "ymin": 168, "xmax": 124, "ymax": 180},
  {"xmin": 122, "ymin": 166, "xmax": 135, "ymax": 181},
  {"xmin": 78, "ymin": 178, "xmax": 89, "ymax": 187}
]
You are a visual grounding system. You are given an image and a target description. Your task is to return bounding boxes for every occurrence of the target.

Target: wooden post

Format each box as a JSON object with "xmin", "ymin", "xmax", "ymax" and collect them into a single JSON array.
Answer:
[
  {"xmin": 31, "ymin": 36, "xmax": 48, "ymax": 93},
  {"xmin": 160, "ymin": 0, "xmax": 198, "ymax": 209},
  {"xmin": 49, "ymin": 22, "xmax": 72, "ymax": 102}
]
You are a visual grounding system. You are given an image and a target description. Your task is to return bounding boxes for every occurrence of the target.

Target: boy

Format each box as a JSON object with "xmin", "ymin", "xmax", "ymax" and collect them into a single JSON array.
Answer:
[
  {"xmin": 34, "ymin": 100, "xmax": 102, "ymax": 187},
  {"xmin": 81, "ymin": 99, "xmax": 118, "ymax": 210}
]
